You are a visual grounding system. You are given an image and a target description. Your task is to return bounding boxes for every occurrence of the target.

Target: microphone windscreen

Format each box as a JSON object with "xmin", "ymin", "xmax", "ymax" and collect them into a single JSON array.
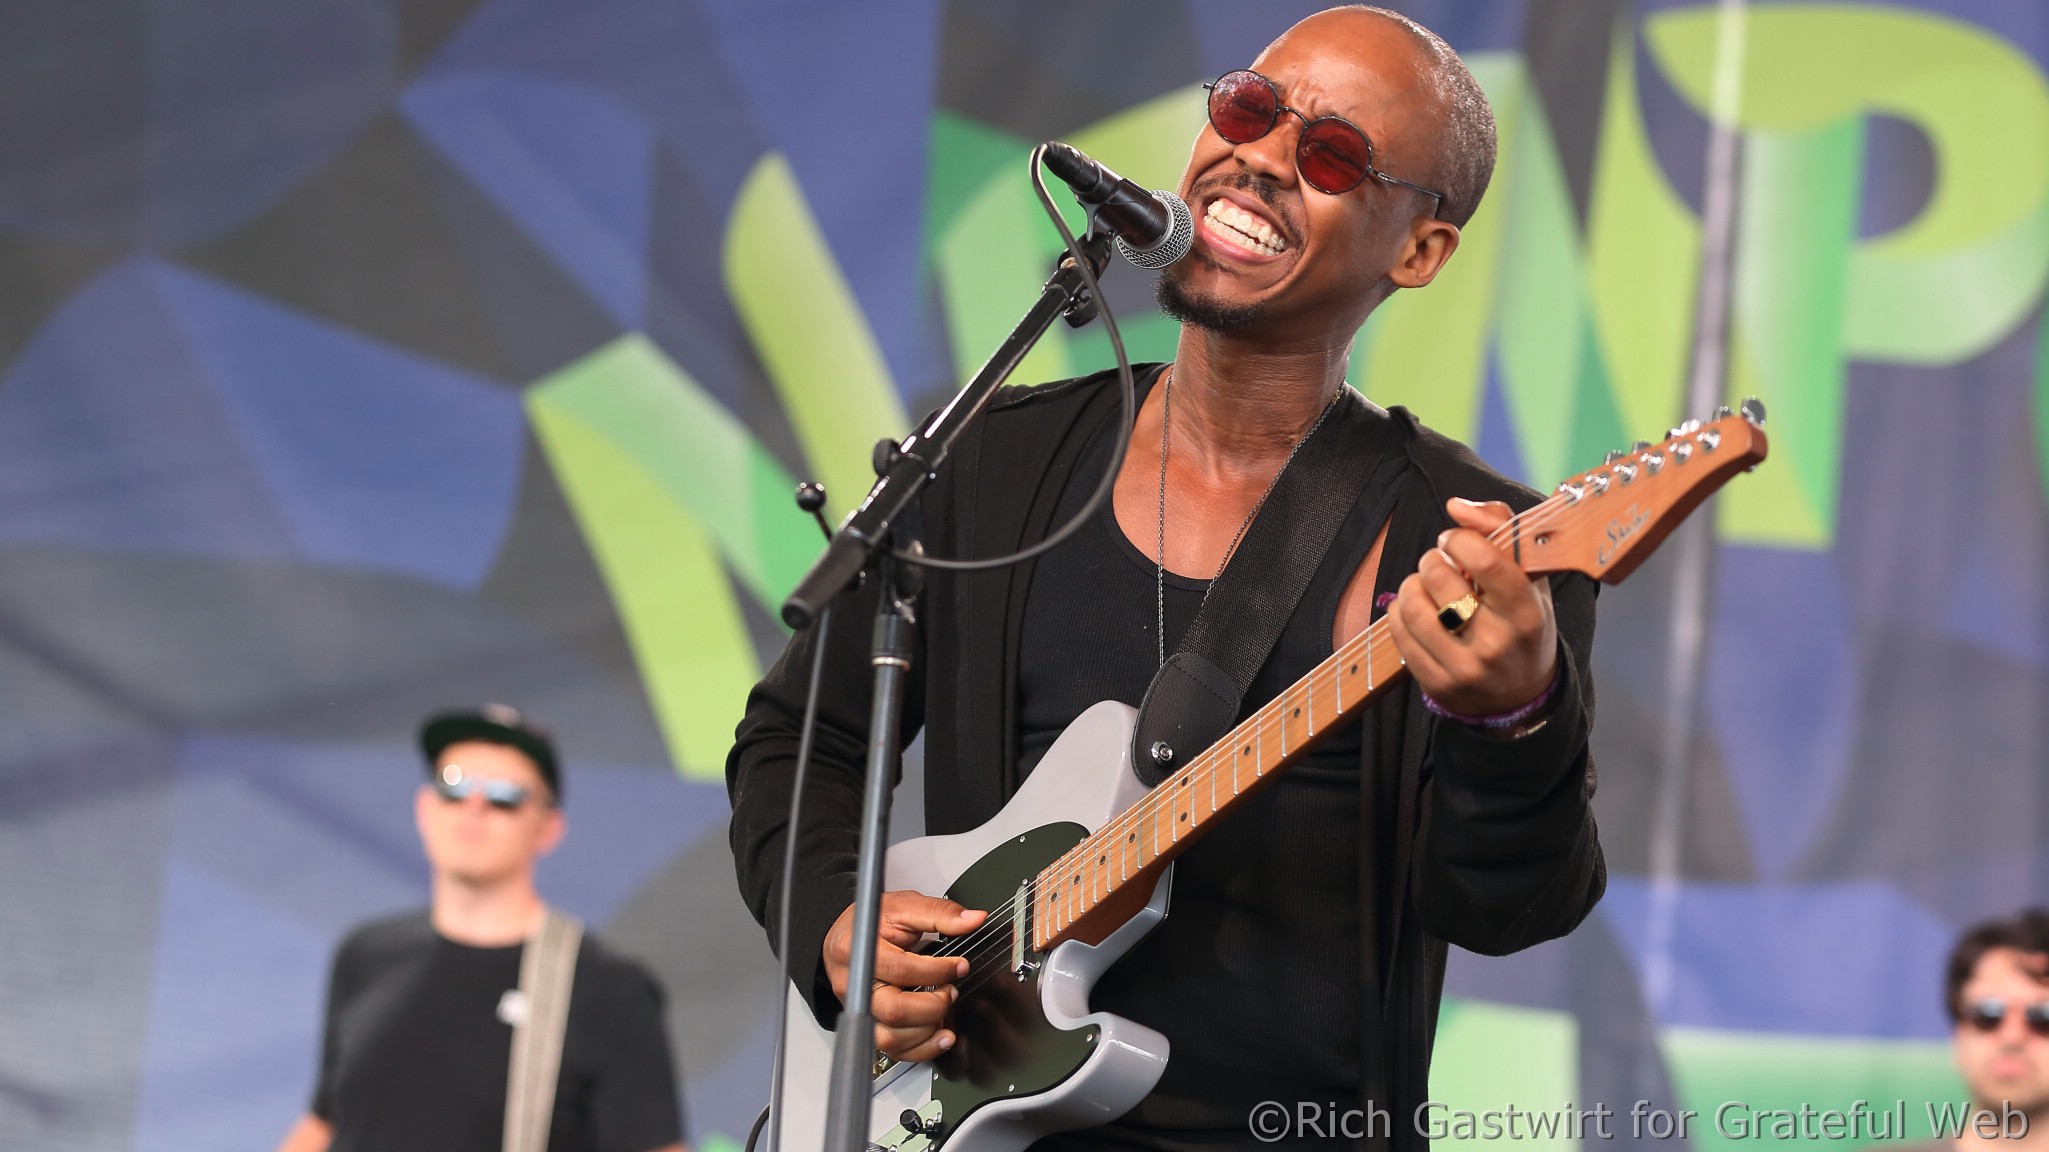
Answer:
[{"xmin": 1116, "ymin": 190, "xmax": 1194, "ymax": 269}]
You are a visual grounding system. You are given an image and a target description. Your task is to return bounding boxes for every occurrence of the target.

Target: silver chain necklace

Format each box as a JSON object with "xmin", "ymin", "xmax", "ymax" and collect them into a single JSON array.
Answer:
[{"xmin": 1154, "ymin": 367, "xmax": 1343, "ymax": 670}]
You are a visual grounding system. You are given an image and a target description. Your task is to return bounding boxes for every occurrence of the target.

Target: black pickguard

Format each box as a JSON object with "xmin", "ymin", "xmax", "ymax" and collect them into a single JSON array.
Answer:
[{"xmin": 929, "ymin": 822, "xmax": 1101, "ymax": 1138}]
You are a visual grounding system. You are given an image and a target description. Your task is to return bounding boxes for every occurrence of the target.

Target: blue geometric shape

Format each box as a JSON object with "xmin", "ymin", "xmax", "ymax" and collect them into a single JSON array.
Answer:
[
  {"xmin": 1939, "ymin": 424, "xmax": 2049, "ymax": 671},
  {"xmin": 144, "ymin": 0, "xmax": 393, "ymax": 245},
  {"xmin": 1705, "ymin": 545, "xmax": 1859, "ymax": 880},
  {"xmin": 151, "ymin": 261, "xmax": 525, "ymax": 591},
  {"xmin": 533, "ymin": 764, "xmax": 729, "ymax": 927},
  {"xmin": 1599, "ymin": 878, "xmax": 1958, "ymax": 1039},
  {"xmin": 400, "ymin": 72, "xmax": 655, "ymax": 330},
  {"xmin": 416, "ymin": 0, "xmax": 765, "ymax": 220},
  {"xmin": 133, "ymin": 858, "xmax": 334, "ymax": 1152},
  {"xmin": 0, "ymin": 259, "xmax": 301, "ymax": 563},
  {"xmin": 698, "ymin": 0, "xmax": 945, "ymax": 398},
  {"xmin": 1471, "ymin": 345, "xmax": 1532, "ymax": 486}
]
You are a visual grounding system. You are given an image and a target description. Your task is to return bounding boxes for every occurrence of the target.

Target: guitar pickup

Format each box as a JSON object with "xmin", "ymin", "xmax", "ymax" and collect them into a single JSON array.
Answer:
[{"xmin": 1010, "ymin": 879, "xmax": 1036, "ymax": 978}]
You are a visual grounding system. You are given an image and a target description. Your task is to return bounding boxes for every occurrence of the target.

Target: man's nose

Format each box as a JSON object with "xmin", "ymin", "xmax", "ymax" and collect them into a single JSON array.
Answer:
[{"xmin": 1230, "ymin": 119, "xmax": 1299, "ymax": 188}]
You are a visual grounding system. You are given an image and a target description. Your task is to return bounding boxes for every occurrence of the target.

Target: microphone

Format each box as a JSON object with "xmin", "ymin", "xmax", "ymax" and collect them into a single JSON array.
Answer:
[{"xmin": 1042, "ymin": 142, "xmax": 1193, "ymax": 269}]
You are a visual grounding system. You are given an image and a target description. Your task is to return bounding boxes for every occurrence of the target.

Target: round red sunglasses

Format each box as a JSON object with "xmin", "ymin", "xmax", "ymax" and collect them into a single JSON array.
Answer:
[{"xmin": 1203, "ymin": 69, "xmax": 1444, "ymax": 215}]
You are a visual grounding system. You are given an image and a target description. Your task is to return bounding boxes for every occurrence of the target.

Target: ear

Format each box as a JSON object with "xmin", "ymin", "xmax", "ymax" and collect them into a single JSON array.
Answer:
[
  {"xmin": 1386, "ymin": 217, "xmax": 1461, "ymax": 290},
  {"xmin": 535, "ymin": 807, "xmax": 567, "ymax": 859}
]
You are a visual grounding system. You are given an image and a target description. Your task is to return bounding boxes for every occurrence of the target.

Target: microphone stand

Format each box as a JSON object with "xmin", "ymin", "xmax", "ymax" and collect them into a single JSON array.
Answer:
[{"xmin": 786, "ymin": 229, "xmax": 1114, "ymax": 1152}]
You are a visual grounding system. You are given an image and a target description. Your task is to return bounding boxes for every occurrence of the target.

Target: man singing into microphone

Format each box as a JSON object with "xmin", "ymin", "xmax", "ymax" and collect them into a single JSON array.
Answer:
[{"xmin": 728, "ymin": 6, "xmax": 1604, "ymax": 1148}]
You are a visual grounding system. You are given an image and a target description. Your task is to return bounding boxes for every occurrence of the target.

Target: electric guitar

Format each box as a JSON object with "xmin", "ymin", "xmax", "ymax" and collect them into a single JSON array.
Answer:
[{"xmin": 777, "ymin": 402, "xmax": 1769, "ymax": 1150}]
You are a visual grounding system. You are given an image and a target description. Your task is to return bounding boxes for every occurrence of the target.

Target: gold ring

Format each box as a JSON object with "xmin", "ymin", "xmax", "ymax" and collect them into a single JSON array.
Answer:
[{"xmin": 1436, "ymin": 592, "xmax": 1480, "ymax": 633}]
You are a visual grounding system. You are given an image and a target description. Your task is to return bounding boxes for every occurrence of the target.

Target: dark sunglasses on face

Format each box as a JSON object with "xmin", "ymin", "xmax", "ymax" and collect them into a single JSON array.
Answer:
[
  {"xmin": 1203, "ymin": 68, "xmax": 1444, "ymax": 215},
  {"xmin": 433, "ymin": 765, "xmax": 537, "ymax": 811},
  {"xmin": 1964, "ymin": 997, "xmax": 2049, "ymax": 1037}
]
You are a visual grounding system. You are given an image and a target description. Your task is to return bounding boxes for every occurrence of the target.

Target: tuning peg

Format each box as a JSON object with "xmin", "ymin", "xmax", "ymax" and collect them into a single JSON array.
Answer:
[
  {"xmin": 1712, "ymin": 405, "xmax": 1734, "ymax": 420},
  {"xmin": 1741, "ymin": 396, "xmax": 1767, "ymax": 426},
  {"xmin": 1604, "ymin": 449, "xmax": 1624, "ymax": 464}
]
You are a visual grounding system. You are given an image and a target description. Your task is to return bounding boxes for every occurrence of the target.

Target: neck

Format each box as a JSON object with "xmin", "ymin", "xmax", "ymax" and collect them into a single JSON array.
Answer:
[
  {"xmin": 431, "ymin": 871, "xmax": 545, "ymax": 946},
  {"xmin": 1166, "ymin": 328, "xmax": 1351, "ymax": 473}
]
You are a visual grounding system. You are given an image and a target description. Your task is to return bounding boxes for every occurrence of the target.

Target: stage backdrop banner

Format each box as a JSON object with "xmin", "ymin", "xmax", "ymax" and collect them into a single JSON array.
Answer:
[{"xmin": 0, "ymin": 2, "xmax": 2043, "ymax": 1150}]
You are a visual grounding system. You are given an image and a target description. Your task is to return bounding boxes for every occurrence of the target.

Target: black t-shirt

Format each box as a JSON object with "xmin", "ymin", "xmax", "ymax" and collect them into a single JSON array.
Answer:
[
  {"xmin": 312, "ymin": 911, "xmax": 684, "ymax": 1152},
  {"xmin": 1016, "ymin": 413, "xmax": 1404, "ymax": 1148}
]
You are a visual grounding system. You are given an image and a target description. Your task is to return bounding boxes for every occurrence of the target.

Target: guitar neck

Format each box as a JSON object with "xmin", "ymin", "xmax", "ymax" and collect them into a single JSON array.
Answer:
[{"xmin": 1029, "ymin": 608, "xmax": 1410, "ymax": 952}]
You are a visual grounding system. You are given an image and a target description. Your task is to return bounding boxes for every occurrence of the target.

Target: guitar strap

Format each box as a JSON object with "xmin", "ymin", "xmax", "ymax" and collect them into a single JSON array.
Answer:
[
  {"xmin": 503, "ymin": 907, "xmax": 584, "ymax": 1152},
  {"xmin": 1130, "ymin": 385, "xmax": 1399, "ymax": 786}
]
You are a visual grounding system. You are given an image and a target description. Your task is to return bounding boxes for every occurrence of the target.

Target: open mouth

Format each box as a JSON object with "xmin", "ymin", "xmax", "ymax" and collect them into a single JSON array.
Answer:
[{"xmin": 1203, "ymin": 196, "xmax": 1289, "ymax": 258}]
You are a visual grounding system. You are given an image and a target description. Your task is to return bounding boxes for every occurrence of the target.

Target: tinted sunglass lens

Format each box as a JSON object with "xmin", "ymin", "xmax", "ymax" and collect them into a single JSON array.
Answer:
[
  {"xmin": 1210, "ymin": 72, "xmax": 1276, "ymax": 143},
  {"xmin": 482, "ymin": 781, "xmax": 530, "ymax": 810},
  {"xmin": 2028, "ymin": 1005, "xmax": 2049, "ymax": 1036},
  {"xmin": 1298, "ymin": 119, "xmax": 1371, "ymax": 193},
  {"xmin": 1970, "ymin": 1000, "xmax": 2007, "ymax": 1030}
]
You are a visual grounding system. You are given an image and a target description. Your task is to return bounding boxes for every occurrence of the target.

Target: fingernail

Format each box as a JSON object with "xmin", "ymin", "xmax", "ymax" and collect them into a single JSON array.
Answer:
[
  {"xmin": 938, "ymin": 1033, "xmax": 954, "ymax": 1050},
  {"xmin": 1438, "ymin": 530, "xmax": 1452, "ymax": 548}
]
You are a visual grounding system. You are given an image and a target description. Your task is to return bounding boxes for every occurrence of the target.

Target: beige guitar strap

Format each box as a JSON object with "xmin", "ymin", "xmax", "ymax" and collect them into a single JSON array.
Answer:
[{"xmin": 503, "ymin": 907, "xmax": 584, "ymax": 1152}]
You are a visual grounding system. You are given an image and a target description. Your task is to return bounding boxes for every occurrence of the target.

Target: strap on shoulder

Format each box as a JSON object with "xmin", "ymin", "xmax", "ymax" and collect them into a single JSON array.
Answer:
[{"xmin": 503, "ymin": 907, "xmax": 584, "ymax": 1152}]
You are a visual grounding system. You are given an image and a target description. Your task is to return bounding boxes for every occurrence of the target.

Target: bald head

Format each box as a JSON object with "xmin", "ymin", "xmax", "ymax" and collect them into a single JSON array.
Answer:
[{"xmin": 1274, "ymin": 5, "xmax": 1497, "ymax": 228}]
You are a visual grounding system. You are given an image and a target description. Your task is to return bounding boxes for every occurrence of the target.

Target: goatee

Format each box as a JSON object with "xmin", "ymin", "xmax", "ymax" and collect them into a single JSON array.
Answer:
[{"xmin": 1156, "ymin": 264, "xmax": 1264, "ymax": 333}]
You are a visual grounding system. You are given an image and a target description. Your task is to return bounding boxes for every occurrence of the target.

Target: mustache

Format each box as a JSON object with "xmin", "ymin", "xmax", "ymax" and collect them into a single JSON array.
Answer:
[{"xmin": 1192, "ymin": 171, "xmax": 1299, "ymax": 241}]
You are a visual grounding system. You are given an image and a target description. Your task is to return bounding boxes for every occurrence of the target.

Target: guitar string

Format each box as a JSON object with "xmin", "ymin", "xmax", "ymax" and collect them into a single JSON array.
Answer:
[
  {"xmin": 900, "ymin": 433, "xmax": 1729, "ymax": 1008},
  {"xmin": 923, "ymin": 415, "xmax": 1728, "ymax": 970},
  {"xmin": 1012, "ymin": 485, "xmax": 1583, "ymax": 922},
  {"xmin": 918, "ymin": 459, "xmax": 1665, "ymax": 976},
  {"xmin": 913, "ymin": 487, "xmax": 1585, "ymax": 973}
]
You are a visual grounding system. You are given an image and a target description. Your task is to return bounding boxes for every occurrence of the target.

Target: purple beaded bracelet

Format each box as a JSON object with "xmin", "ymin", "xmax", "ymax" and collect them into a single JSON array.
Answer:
[{"xmin": 1421, "ymin": 665, "xmax": 1561, "ymax": 729}]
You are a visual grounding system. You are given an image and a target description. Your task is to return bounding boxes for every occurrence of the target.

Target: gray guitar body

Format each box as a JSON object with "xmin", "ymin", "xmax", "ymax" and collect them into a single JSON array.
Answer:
[{"xmin": 775, "ymin": 700, "xmax": 1173, "ymax": 1150}]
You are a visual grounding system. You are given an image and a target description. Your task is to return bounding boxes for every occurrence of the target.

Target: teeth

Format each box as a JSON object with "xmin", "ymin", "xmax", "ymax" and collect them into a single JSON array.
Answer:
[{"xmin": 1204, "ymin": 198, "xmax": 1286, "ymax": 255}]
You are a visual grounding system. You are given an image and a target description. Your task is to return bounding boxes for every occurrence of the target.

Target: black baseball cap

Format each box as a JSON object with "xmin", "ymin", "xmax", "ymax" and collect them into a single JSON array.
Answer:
[{"xmin": 418, "ymin": 704, "xmax": 562, "ymax": 803}]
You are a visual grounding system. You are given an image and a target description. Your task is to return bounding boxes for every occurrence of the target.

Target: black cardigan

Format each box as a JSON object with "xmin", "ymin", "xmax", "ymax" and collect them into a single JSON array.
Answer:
[{"xmin": 726, "ymin": 365, "xmax": 1606, "ymax": 1148}]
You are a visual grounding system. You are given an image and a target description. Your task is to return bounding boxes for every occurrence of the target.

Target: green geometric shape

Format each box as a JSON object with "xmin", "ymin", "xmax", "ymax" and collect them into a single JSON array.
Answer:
[
  {"xmin": 931, "ymin": 86, "xmax": 1208, "ymax": 392},
  {"xmin": 926, "ymin": 112, "xmax": 1035, "ymax": 258},
  {"xmin": 1491, "ymin": 71, "xmax": 1595, "ymax": 489},
  {"xmin": 527, "ymin": 335, "xmax": 791, "ymax": 780},
  {"xmin": 1716, "ymin": 118, "xmax": 1864, "ymax": 549},
  {"xmin": 726, "ymin": 153, "xmax": 909, "ymax": 517},
  {"xmin": 1430, "ymin": 997, "xmax": 1579, "ymax": 1152},
  {"xmin": 1661, "ymin": 1025, "xmax": 1965, "ymax": 1152},
  {"xmin": 1586, "ymin": 18, "xmax": 1701, "ymax": 442},
  {"xmin": 1352, "ymin": 53, "xmax": 1520, "ymax": 445},
  {"xmin": 1646, "ymin": 4, "xmax": 2049, "ymax": 366}
]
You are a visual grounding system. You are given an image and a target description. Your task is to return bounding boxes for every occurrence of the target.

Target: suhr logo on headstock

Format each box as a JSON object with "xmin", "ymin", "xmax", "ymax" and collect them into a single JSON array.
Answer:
[{"xmin": 1599, "ymin": 504, "xmax": 1651, "ymax": 567}]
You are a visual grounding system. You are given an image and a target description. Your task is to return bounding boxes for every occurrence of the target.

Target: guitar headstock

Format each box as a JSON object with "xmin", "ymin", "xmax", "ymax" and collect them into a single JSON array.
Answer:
[{"xmin": 1511, "ymin": 399, "xmax": 1768, "ymax": 584}]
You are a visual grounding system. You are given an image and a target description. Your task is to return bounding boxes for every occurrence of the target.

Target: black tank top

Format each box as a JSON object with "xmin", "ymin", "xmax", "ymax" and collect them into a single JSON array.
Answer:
[{"xmin": 1017, "ymin": 407, "xmax": 1405, "ymax": 1146}]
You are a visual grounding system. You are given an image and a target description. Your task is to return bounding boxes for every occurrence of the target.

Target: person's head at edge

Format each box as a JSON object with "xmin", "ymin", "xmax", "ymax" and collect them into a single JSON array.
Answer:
[
  {"xmin": 415, "ymin": 705, "xmax": 566, "ymax": 906},
  {"xmin": 1160, "ymin": 4, "xmax": 1493, "ymax": 348},
  {"xmin": 1947, "ymin": 909, "xmax": 2049, "ymax": 1129}
]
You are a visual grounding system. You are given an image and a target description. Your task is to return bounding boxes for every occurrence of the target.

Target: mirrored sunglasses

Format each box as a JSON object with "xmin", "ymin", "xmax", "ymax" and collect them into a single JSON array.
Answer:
[
  {"xmin": 1965, "ymin": 997, "xmax": 2049, "ymax": 1037},
  {"xmin": 433, "ymin": 765, "xmax": 536, "ymax": 811}
]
